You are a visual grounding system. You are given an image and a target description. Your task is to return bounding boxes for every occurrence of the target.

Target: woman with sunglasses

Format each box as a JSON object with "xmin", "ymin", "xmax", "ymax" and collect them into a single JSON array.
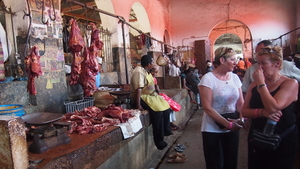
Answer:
[
  {"xmin": 199, "ymin": 47, "xmax": 244, "ymax": 169},
  {"xmin": 241, "ymin": 46, "xmax": 298, "ymax": 169}
]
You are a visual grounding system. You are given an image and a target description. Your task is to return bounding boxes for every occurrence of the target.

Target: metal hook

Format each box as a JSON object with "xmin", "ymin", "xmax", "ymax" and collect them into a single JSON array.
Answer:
[
  {"xmin": 93, "ymin": 6, "xmax": 97, "ymax": 22},
  {"xmin": 23, "ymin": 0, "xmax": 31, "ymax": 19},
  {"xmin": 68, "ymin": 1, "xmax": 75, "ymax": 19},
  {"xmin": 23, "ymin": 0, "xmax": 32, "ymax": 57},
  {"xmin": 49, "ymin": 0, "xmax": 56, "ymax": 21},
  {"xmin": 84, "ymin": 3, "xmax": 89, "ymax": 29},
  {"xmin": 41, "ymin": 0, "xmax": 48, "ymax": 24}
]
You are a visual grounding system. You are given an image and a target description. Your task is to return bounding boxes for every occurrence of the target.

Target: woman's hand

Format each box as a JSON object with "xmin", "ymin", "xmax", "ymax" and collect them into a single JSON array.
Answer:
[
  {"xmin": 226, "ymin": 119, "xmax": 242, "ymax": 132},
  {"xmin": 264, "ymin": 110, "xmax": 282, "ymax": 122},
  {"xmin": 242, "ymin": 118, "xmax": 251, "ymax": 131},
  {"xmin": 252, "ymin": 67, "xmax": 265, "ymax": 86}
]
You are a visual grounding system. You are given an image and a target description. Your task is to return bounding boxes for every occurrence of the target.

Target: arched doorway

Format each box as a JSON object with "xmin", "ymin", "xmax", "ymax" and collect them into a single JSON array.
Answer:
[
  {"xmin": 128, "ymin": 2, "xmax": 151, "ymax": 66},
  {"xmin": 209, "ymin": 20, "xmax": 253, "ymax": 60},
  {"xmin": 215, "ymin": 33, "xmax": 243, "ymax": 59}
]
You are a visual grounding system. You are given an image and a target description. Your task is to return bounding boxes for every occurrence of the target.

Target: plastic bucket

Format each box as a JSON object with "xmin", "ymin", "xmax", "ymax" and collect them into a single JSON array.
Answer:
[{"xmin": 0, "ymin": 104, "xmax": 26, "ymax": 117}]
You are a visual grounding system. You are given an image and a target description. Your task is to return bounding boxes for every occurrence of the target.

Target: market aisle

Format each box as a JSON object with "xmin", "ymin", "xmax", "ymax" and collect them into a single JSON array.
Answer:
[{"xmin": 157, "ymin": 109, "xmax": 248, "ymax": 169}]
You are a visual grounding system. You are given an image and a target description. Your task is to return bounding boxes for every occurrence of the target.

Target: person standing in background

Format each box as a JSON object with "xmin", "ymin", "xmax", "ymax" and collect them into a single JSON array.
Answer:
[
  {"xmin": 237, "ymin": 58, "xmax": 246, "ymax": 71},
  {"xmin": 206, "ymin": 60, "xmax": 214, "ymax": 73},
  {"xmin": 95, "ymin": 57, "xmax": 102, "ymax": 88},
  {"xmin": 245, "ymin": 58, "xmax": 252, "ymax": 69},
  {"xmin": 186, "ymin": 64, "xmax": 202, "ymax": 109},
  {"xmin": 181, "ymin": 64, "xmax": 197, "ymax": 104}
]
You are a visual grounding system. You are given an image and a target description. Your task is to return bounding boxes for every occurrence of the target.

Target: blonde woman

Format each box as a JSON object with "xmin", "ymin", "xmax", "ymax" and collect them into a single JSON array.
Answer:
[
  {"xmin": 199, "ymin": 47, "xmax": 244, "ymax": 169},
  {"xmin": 241, "ymin": 46, "xmax": 298, "ymax": 169}
]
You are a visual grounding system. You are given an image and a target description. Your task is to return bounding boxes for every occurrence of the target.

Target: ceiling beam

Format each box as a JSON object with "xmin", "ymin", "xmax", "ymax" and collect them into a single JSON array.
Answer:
[
  {"xmin": 63, "ymin": 12, "xmax": 101, "ymax": 24},
  {"xmin": 62, "ymin": 2, "xmax": 95, "ymax": 13}
]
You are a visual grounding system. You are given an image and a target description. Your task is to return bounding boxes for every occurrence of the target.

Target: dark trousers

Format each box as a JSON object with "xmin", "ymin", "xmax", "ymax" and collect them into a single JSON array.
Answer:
[
  {"xmin": 141, "ymin": 99, "xmax": 172, "ymax": 150},
  {"xmin": 202, "ymin": 131, "xmax": 239, "ymax": 169}
]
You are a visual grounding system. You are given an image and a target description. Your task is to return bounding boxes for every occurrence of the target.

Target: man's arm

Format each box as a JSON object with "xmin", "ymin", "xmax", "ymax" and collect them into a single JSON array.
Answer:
[
  {"xmin": 242, "ymin": 67, "xmax": 252, "ymax": 94},
  {"xmin": 290, "ymin": 63, "xmax": 300, "ymax": 83},
  {"xmin": 135, "ymin": 88, "xmax": 143, "ymax": 110},
  {"xmin": 281, "ymin": 60, "xmax": 300, "ymax": 83}
]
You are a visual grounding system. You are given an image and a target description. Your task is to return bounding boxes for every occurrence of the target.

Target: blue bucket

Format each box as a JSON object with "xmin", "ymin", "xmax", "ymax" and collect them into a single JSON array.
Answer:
[{"xmin": 0, "ymin": 104, "xmax": 26, "ymax": 117}]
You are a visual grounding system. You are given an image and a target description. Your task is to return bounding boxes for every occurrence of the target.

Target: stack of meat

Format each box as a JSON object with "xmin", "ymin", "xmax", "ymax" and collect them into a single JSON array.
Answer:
[
  {"xmin": 25, "ymin": 46, "xmax": 43, "ymax": 95},
  {"xmin": 68, "ymin": 18, "xmax": 85, "ymax": 85},
  {"xmin": 61, "ymin": 104, "xmax": 135, "ymax": 135}
]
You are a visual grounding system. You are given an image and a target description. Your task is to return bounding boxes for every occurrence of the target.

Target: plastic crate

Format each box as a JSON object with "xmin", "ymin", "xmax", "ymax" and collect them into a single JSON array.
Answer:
[{"xmin": 64, "ymin": 97, "xmax": 95, "ymax": 113}]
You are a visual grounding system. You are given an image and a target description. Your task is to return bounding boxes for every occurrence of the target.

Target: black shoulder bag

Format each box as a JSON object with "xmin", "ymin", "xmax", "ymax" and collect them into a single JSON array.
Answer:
[{"xmin": 251, "ymin": 124, "xmax": 295, "ymax": 151}]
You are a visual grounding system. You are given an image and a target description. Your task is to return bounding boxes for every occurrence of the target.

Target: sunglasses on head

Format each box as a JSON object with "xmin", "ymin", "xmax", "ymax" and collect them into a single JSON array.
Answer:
[
  {"xmin": 221, "ymin": 48, "xmax": 234, "ymax": 57},
  {"xmin": 260, "ymin": 48, "xmax": 281, "ymax": 58}
]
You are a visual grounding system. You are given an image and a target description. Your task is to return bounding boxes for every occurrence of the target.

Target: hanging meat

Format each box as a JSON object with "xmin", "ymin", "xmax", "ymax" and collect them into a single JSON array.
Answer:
[
  {"xmin": 78, "ymin": 45, "xmax": 99, "ymax": 97},
  {"xmin": 90, "ymin": 22, "xmax": 103, "ymax": 50},
  {"xmin": 68, "ymin": 18, "xmax": 85, "ymax": 85},
  {"xmin": 24, "ymin": 46, "xmax": 43, "ymax": 95}
]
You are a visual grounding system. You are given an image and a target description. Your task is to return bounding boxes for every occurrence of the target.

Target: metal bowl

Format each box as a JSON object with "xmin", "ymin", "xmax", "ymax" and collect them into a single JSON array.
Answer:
[{"xmin": 21, "ymin": 112, "xmax": 63, "ymax": 125}]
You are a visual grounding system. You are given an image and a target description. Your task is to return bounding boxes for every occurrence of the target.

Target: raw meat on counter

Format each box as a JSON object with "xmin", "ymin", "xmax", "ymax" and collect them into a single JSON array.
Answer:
[
  {"xmin": 24, "ymin": 46, "xmax": 43, "ymax": 95},
  {"xmin": 61, "ymin": 104, "xmax": 136, "ymax": 135}
]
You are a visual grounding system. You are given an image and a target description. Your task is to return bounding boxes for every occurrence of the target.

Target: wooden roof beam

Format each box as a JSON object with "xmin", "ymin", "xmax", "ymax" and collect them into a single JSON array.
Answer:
[
  {"xmin": 63, "ymin": 12, "xmax": 101, "ymax": 24},
  {"xmin": 62, "ymin": 2, "xmax": 95, "ymax": 13}
]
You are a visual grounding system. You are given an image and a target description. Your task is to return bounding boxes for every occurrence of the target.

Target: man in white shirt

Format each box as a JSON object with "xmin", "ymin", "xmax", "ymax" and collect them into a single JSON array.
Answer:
[{"xmin": 242, "ymin": 40, "xmax": 300, "ymax": 94}]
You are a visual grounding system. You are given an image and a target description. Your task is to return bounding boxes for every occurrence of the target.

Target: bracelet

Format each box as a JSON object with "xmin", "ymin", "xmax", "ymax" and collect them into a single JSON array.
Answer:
[
  {"xmin": 258, "ymin": 84, "xmax": 267, "ymax": 89},
  {"xmin": 254, "ymin": 109, "xmax": 258, "ymax": 117},
  {"xmin": 228, "ymin": 122, "xmax": 233, "ymax": 129}
]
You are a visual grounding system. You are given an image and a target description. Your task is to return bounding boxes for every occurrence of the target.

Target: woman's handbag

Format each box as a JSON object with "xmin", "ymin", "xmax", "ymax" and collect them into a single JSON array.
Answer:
[
  {"xmin": 251, "ymin": 124, "xmax": 295, "ymax": 151},
  {"xmin": 215, "ymin": 112, "xmax": 240, "ymax": 129}
]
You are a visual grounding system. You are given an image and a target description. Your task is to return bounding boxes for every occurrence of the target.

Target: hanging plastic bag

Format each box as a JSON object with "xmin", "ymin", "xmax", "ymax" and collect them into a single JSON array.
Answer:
[{"xmin": 159, "ymin": 93, "xmax": 181, "ymax": 112}]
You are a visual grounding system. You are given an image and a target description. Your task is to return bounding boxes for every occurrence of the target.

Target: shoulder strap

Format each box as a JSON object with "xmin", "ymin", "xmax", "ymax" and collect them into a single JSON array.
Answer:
[{"xmin": 280, "ymin": 124, "xmax": 295, "ymax": 138}]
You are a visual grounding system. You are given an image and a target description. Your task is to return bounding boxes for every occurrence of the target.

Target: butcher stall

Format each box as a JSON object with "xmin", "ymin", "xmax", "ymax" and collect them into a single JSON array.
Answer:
[{"xmin": 0, "ymin": 88, "xmax": 191, "ymax": 169}]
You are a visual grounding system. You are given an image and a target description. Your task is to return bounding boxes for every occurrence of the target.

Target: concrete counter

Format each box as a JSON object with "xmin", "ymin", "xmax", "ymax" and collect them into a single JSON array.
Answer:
[{"xmin": 26, "ymin": 89, "xmax": 192, "ymax": 169}]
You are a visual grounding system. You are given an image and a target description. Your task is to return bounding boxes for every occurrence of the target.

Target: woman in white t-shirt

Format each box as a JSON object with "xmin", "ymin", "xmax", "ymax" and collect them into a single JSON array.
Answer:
[{"xmin": 198, "ymin": 47, "xmax": 244, "ymax": 169}]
